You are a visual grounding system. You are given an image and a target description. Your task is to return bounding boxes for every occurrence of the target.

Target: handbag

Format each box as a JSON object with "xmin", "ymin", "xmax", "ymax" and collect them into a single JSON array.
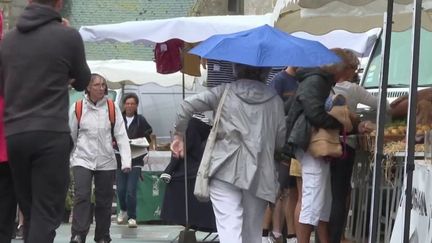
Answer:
[
  {"xmin": 193, "ymin": 87, "xmax": 229, "ymax": 202},
  {"xmin": 308, "ymin": 94, "xmax": 353, "ymax": 158}
]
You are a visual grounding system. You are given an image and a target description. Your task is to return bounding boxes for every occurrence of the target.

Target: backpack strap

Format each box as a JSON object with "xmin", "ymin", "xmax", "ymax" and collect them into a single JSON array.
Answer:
[
  {"xmin": 75, "ymin": 99, "xmax": 116, "ymax": 134},
  {"xmin": 106, "ymin": 99, "xmax": 116, "ymax": 142},
  {"xmin": 107, "ymin": 99, "xmax": 116, "ymax": 127},
  {"xmin": 75, "ymin": 100, "xmax": 83, "ymax": 129}
]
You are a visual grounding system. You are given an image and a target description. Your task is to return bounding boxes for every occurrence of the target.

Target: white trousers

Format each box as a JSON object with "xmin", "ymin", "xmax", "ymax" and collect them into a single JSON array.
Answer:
[
  {"xmin": 209, "ymin": 179, "xmax": 267, "ymax": 243},
  {"xmin": 296, "ymin": 150, "xmax": 332, "ymax": 226}
]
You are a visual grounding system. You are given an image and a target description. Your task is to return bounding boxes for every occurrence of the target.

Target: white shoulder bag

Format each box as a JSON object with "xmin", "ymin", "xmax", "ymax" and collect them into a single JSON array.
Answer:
[{"xmin": 194, "ymin": 87, "xmax": 229, "ymax": 202}]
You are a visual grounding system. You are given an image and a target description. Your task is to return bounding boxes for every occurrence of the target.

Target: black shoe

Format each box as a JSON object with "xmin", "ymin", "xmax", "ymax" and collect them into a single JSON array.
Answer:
[
  {"xmin": 70, "ymin": 235, "xmax": 83, "ymax": 243},
  {"xmin": 96, "ymin": 240, "xmax": 109, "ymax": 243}
]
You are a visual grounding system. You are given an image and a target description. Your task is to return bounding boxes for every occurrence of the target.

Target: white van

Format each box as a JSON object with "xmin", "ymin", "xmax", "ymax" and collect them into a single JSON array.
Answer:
[{"xmin": 360, "ymin": 28, "xmax": 432, "ymax": 110}]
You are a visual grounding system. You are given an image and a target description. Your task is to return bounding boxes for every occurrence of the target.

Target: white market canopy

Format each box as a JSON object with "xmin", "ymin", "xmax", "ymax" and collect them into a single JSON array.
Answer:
[
  {"xmin": 292, "ymin": 28, "xmax": 381, "ymax": 57},
  {"xmin": 274, "ymin": 0, "xmax": 432, "ymax": 34},
  {"xmin": 87, "ymin": 60, "xmax": 198, "ymax": 89},
  {"xmin": 79, "ymin": 14, "xmax": 274, "ymax": 44}
]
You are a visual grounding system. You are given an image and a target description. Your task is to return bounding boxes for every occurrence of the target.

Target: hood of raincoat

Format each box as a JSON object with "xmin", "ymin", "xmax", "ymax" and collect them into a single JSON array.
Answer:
[{"xmin": 231, "ymin": 78, "xmax": 278, "ymax": 104}]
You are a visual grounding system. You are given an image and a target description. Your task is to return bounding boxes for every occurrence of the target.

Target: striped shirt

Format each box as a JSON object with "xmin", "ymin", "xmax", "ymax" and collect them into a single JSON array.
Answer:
[{"xmin": 205, "ymin": 60, "xmax": 236, "ymax": 87}]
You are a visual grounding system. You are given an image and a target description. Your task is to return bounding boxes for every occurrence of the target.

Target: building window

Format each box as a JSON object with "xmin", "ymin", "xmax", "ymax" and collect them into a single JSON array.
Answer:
[{"xmin": 228, "ymin": 0, "xmax": 243, "ymax": 14}]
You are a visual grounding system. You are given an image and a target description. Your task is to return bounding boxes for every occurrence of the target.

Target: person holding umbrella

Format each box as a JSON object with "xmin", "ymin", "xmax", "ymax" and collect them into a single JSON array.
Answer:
[{"xmin": 171, "ymin": 63, "xmax": 286, "ymax": 243}]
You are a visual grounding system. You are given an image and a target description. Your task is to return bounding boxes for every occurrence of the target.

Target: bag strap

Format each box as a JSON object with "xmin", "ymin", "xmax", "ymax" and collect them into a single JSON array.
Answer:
[
  {"xmin": 106, "ymin": 99, "xmax": 116, "ymax": 139},
  {"xmin": 212, "ymin": 87, "xmax": 229, "ymax": 131},
  {"xmin": 75, "ymin": 100, "xmax": 83, "ymax": 129},
  {"xmin": 340, "ymin": 129, "xmax": 348, "ymax": 159}
]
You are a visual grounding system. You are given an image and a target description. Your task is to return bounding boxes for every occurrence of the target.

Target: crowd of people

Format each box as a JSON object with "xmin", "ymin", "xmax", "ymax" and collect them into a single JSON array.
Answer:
[
  {"xmin": 0, "ymin": 0, "xmax": 391, "ymax": 243},
  {"xmin": 169, "ymin": 48, "xmax": 387, "ymax": 243}
]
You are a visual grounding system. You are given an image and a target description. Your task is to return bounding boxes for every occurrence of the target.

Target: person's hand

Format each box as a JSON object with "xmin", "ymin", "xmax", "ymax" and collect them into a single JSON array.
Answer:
[
  {"xmin": 358, "ymin": 120, "xmax": 376, "ymax": 134},
  {"xmin": 122, "ymin": 167, "xmax": 131, "ymax": 173},
  {"xmin": 62, "ymin": 18, "xmax": 70, "ymax": 27},
  {"xmin": 170, "ymin": 134, "xmax": 184, "ymax": 158}
]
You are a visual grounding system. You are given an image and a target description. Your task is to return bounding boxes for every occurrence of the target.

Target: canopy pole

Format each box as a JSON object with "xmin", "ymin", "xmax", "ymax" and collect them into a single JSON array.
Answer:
[
  {"xmin": 182, "ymin": 72, "xmax": 185, "ymax": 99},
  {"xmin": 403, "ymin": 0, "xmax": 422, "ymax": 241},
  {"xmin": 369, "ymin": 0, "xmax": 394, "ymax": 242}
]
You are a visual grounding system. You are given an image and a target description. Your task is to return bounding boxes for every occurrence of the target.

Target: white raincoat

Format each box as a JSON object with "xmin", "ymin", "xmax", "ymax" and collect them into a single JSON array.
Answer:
[{"xmin": 69, "ymin": 96, "xmax": 131, "ymax": 171}]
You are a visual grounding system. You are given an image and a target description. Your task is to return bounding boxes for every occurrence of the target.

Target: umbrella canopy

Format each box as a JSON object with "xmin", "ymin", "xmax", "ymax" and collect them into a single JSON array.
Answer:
[
  {"xmin": 275, "ymin": 0, "xmax": 432, "ymax": 33},
  {"xmin": 189, "ymin": 24, "xmax": 340, "ymax": 67},
  {"xmin": 79, "ymin": 14, "xmax": 274, "ymax": 45},
  {"xmin": 87, "ymin": 60, "xmax": 198, "ymax": 89}
]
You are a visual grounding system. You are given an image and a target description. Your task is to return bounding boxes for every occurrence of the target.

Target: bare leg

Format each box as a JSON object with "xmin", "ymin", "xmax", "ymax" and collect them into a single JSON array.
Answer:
[
  {"xmin": 262, "ymin": 205, "xmax": 273, "ymax": 234},
  {"xmin": 286, "ymin": 187, "xmax": 298, "ymax": 236},
  {"xmin": 317, "ymin": 220, "xmax": 330, "ymax": 243},
  {"xmin": 296, "ymin": 222, "xmax": 313, "ymax": 243},
  {"xmin": 271, "ymin": 192, "xmax": 285, "ymax": 237},
  {"xmin": 18, "ymin": 209, "xmax": 24, "ymax": 226}
]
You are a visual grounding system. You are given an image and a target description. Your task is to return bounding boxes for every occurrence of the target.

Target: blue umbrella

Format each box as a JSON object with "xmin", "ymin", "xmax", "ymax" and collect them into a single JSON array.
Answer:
[{"xmin": 190, "ymin": 24, "xmax": 340, "ymax": 67}]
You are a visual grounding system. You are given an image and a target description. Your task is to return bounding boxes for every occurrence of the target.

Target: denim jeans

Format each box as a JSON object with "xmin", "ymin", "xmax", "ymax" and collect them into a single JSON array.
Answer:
[{"xmin": 116, "ymin": 167, "xmax": 141, "ymax": 219}]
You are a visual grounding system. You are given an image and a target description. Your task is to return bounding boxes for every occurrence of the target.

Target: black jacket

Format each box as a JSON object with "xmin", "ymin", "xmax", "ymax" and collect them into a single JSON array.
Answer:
[
  {"xmin": 284, "ymin": 68, "xmax": 342, "ymax": 157},
  {"xmin": 0, "ymin": 3, "xmax": 90, "ymax": 136},
  {"xmin": 123, "ymin": 113, "xmax": 153, "ymax": 167},
  {"xmin": 163, "ymin": 117, "xmax": 211, "ymax": 179}
]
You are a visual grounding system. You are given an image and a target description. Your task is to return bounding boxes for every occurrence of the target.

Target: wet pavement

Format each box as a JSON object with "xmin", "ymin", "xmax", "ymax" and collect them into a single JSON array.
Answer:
[{"xmin": 11, "ymin": 223, "xmax": 220, "ymax": 243}]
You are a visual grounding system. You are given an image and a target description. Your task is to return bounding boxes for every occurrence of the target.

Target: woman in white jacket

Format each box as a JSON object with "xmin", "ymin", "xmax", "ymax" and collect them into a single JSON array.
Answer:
[{"xmin": 69, "ymin": 74, "xmax": 131, "ymax": 243}]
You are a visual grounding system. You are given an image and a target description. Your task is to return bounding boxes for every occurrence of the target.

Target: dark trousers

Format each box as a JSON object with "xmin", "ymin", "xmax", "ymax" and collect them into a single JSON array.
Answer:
[
  {"xmin": 329, "ymin": 146, "xmax": 356, "ymax": 243},
  {"xmin": 116, "ymin": 167, "xmax": 141, "ymax": 220},
  {"xmin": 0, "ymin": 163, "xmax": 16, "ymax": 243},
  {"xmin": 72, "ymin": 166, "xmax": 115, "ymax": 242},
  {"xmin": 7, "ymin": 132, "xmax": 71, "ymax": 243}
]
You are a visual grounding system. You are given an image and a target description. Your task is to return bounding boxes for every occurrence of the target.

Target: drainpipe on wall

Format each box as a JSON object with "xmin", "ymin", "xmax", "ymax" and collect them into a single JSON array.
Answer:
[{"xmin": 0, "ymin": 0, "xmax": 11, "ymax": 34}]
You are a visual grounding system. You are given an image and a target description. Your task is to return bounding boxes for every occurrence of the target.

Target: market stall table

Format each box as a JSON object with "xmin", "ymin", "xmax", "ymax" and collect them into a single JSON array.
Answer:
[{"xmin": 347, "ymin": 135, "xmax": 425, "ymax": 242}]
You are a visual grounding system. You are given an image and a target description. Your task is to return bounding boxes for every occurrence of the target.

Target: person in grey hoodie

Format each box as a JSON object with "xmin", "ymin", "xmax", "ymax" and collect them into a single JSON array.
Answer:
[
  {"xmin": 171, "ymin": 63, "xmax": 286, "ymax": 243},
  {"xmin": 0, "ymin": 0, "xmax": 91, "ymax": 242}
]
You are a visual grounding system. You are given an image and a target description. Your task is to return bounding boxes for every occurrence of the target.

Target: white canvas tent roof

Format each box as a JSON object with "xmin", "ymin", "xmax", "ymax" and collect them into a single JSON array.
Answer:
[
  {"xmin": 292, "ymin": 28, "xmax": 381, "ymax": 57},
  {"xmin": 274, "ymin": 0, "xmax": 432, "ymax": 34},
  {"xmin": 87, "ymin": 60, "xmax": 200, "ymax": 89},
  {"xmin": 79, "ymin": 14, "xmax": 274, "ymax": 45}
]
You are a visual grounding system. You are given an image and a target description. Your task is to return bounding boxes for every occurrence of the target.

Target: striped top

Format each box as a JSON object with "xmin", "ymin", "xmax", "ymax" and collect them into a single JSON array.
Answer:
[{"xmin": 205, "ymin": 60, "xmax": 236, "ymax": 87}]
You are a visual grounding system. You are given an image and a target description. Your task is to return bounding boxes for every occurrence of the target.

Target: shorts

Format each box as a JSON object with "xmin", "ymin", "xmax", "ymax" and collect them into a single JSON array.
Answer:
[
  {"xmin": 289, "ymin": 159, "xmax": 302, "ymax": 177},
  {"xmin": 278, "ymin": 161, "xmax": 297, "ymax": 189},
  {"xmin": 296, "ymin": 150, "xmax": 332, "ymax": 226}
]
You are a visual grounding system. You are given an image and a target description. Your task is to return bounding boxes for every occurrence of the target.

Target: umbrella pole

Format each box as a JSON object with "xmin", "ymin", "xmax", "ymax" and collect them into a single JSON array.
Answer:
[
  {"xmin": 403, "ymin": 0, "xmax": 422, "ymax": 241},
  {"xmin": 369, "ymin": 0, "xmax": 394, "ymax": 242}
]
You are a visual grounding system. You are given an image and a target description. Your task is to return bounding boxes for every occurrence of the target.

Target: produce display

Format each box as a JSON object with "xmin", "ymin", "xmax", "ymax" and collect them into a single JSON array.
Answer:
[{"xmin": 359, "ymin": 118, "xmax": 431, "ymax": 153}]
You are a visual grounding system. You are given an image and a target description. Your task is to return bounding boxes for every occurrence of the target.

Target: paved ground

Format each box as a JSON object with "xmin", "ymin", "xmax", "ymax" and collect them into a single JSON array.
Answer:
[
  {"xmin": 10, "ymin": 223, "xmax": 320, "ymax": 242},
  {"xmin": 11, "ymin": 223, "xmax": 220, "ymax": 243}
]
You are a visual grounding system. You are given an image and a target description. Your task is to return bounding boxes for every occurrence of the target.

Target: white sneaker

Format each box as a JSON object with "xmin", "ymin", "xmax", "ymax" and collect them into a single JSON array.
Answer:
[
  {"xmin": 286, "ymin": 237, "xmax": 298, "ymax": 243},
  {"xmin": 160, "ymin": 173, "xmax": 172, "ymax": 183},
  {"xmin": 117, "ymin": 211, "xmax": 127, "ymax": 225},
  {"xmin": 128, "ymin": 218, "xmax": 137, "ymax": 228}
]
